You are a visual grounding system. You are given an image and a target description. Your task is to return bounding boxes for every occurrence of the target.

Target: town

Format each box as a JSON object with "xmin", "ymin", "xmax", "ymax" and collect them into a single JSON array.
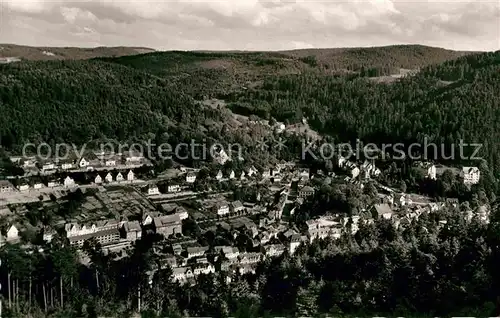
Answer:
[{"xmin": 0, "ymin": 147, "xmax": 486, "ymax": 285}]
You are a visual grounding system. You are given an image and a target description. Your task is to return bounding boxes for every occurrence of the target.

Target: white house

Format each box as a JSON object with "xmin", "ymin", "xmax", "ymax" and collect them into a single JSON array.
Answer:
[
  {"xmin": 94, "ymin": 175, "xmax": 103, "ymax": 184},
  {"xmin": 462, "ymin": 167, "xmax": 480, "ymax": 185},
  {"xmin": 105, "ymin": 160, "xmax": 116, "ymax": 167},
  {"xmin": 215, "ymin": 170, "xmax": 223, "ymax": 181},
  {"xmin": 6, "ymin": 225, "xmax": 19, "ymax": 242},
  {"xmin": 47, "ymin": 180, "xmax": 59, "ymax": 188},
  {"xmin": 127, "ymin": 170, "xmax": 135, "ymax": 181},
  {"xmin": 167, "ymin": 184, "xmax": 180, "ymax": 193},
  {"xmin": 61, "ymin": 163, "xmax": 73, "ymax": 170},
  {"xmin": 427, "ymin": 164, "xmax": 437, "ymax": 180},
  {"xmin": 350, "ymin": 167, "xmax": 360, "ymax": 179},
  {"xmin": 147, "ymin": 185, "xmax": 160, "ymax": 196},
  {"xmin": 116, "ymin": 172, "xmax": 124, "ymax": 182},
  {"xmin": 290, "ymin": 234, "xmax": 302, "ymax": 255},
  {"xmin": 33, "ymin": 182, "xmax": 43, "ymax": 190},
  {"xmin": 17, "ymin": 184, "xmax": 30, "ymax": 192},
  {"xmin": 229, "ymin": 170, "xmax": 235, "ymax": 179},
  {"xmin": 240, "ymin": 171, "xmax": 246, "ymax": 181},
  {"xmin": 246, "ymin": 166, "xmax": 258, "ymax": 177},
  {"xmin": 214, "ymin": 202, "xmax": 230, "ymax": 216},
  {"xmin": 186, "ymin": 173, "xmax": 197, "ymax": 183},
  {"xmin": 42, "ymin": 163, "xmax": 55, "ymax": 171},
  {"xmin": 78, "ymin": 158, "xmax": 89, "ymax": 168},
  {"xmin": 64, "ymin": 176, "xmax": 75, "ymax": 187},
  {"xmin": 105, "ymin": 173, "xmax": 113, "ymax": 183}
]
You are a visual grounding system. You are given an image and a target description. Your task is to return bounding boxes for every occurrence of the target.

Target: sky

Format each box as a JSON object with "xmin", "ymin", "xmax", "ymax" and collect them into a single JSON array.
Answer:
[{"xmin": 0, "ymin": 0, "xmax": 499, "ymax": 51}]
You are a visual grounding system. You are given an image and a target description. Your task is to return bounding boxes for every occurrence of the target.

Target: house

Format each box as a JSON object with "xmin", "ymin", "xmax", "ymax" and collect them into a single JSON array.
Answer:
[
  {"xmin": 230, "ymin": 201, "xmax": 245, "ymax": 214},
  {"xmin": 271, "ymin": 175, "xmax": 282, "ymax": 183},
  {"xmin": 240, "ymin": 171, "xmax": 246, "ymax": 181},
  {"xmin": 154, "ymin": 214, "xmax": 182, "ymax": 238},
  {"xmin": 229, "ymin": 170, "xmax": 236, "ymax": 179},
  {"xmin": 41, "ymin": 163, "xmax": 55, "ymax": 171},
  {"xmin": 462, "ymin": 167, "xmax": 480, "ymax": 185},
  {"xmin": 42, "ymin": 227, "xmax": 56, "ymax": 242},
  {"xmin": 64, "ymin": 176, "xmax": 76, "ymax": 187},
  {"xmin": 0, "ymin": 180, "xmax": 14, "ymax": 193},
  {"xmin": 350, "ymin": 167, "xmax": 360, "ymax": 179},
  {"xmin": 65, "ymin": 219, "xmax": 121, "ymax": 247},
  {"xmin": 215, "ymin": 246, "xmax": 240, "ymax": 259},
  {"xmin": 264, "ymin": 244, "xmax": 286, "ymax": 258},
  {"xmin": 445, "ymin": 198, "xmax": 459, "ymax": 208},
  {"xmin": 299, "ymin": 169, "xmax": 310, "ymax": 180},
  {"xmin": 123, "ymin": 221, "xmax": 142, "ymax": 241},
  {"xmin": 146, "ymin": 185, "xmax": 160, "ymax": 196},
  {"xmin": 46, "ymin": 179, "xmax": 59, "ymax": 188},
  {"xmin": 33, "ymin": 182, "xmax": 43, "ymax": 190},
  {"xmin": 61, "ymin": 163, "xmax": 73, "ymax": 170},
  {"xmin": 185, "ymin": 172, "xmax": 197, "ymax": 183},
  {"xmin": 424, "ymin": 163, "xmax": 437, "ymax": 180},
  {"xmin": 172, "ymin": 244, "xmax": 183, "ymax": 255},
  {"xmin": 246, "ymin": 166, "xmax": 258, "ymax": 177},
  {"xmin": 123, "ymin": 151, "xmax": 143, "ymax": 163},
  {"xmin": 105, "ymin": 173, "xmax": 113, "ymax": 183},
  {"xmin": 20, "ymin": 158, "xmax": 37, "ymax": 168},
  {"xmin": 298, "ymin": 186, "xmax": 315, "ymax": 198},
  {"xmin": 215, "ymin": 170, "xmax": 223, "ymax": 181},
  {"xmin": 262, "ymin": 169, "xmax": 271, "ymax": 179},
  {"xmin": 372, "ymin": 203, "xmax": 394, "ymax": 220},
  {"xmin": 6, "ymin": 225, "xmax": 19, "ymax": 242},
  {"xmin": 116, "ymin": 172, "xmax": 124, "ymax": 182},
  {"xmin": 213, "ymin": 148, "xmax": 229, "ymax": 165},
  {"xmin": 172, "ymin": 267, "xmax": 195, "ymax": 283},
  {"xmin": 187, "ymin": 246, "xmax": 209, "ymax": 259},
  {"xmin": 94, "ymin": 175, "xmax": 103, "ymax": 184},
  {"xmin": 17, "ymin": 183, "xmax": 30, "ymax": 192},
  {"xmin": 193, "ymin": 263, "xmax": 215, "ymax": 276},
  {"xmin": 127, "ymin": 170, "xmax": 135, "ymax": 181},
  {"xmin": 142, "ymin": 212, "xmax": 161, "ymax": 226},
  {"xmin": 167, "ymin": 184, "xmax": 181, "ymax": 193},
  {"xmin": 336, "ymin": 155, "xmax": 347, "ymax": 168},
  {"xmin": 289, "ymin": 234, "xmax": 302, "ymax": 255},
  {"xmin": 214, "ymin": 202, "xmax": 230, "ymax": 216},
  {"xmin": 238, "ymin": 252, "xmax": 261, "ymax": 264},
  {"xmin": 78, "ymin": 157, "xmax": 89, "ymax": 168},
  {"xmin": 105, "ymin": 160, "xmax": 116, "ymax": 167},
  {"xmin": 392, "ymin": 193, "xmax": 412, "ymax": 206}
]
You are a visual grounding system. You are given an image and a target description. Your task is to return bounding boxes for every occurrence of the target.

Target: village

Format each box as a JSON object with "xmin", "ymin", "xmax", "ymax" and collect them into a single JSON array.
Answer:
[{"xmin": 0, "ymin": 149, "xmax": 486, "ymax": 285}]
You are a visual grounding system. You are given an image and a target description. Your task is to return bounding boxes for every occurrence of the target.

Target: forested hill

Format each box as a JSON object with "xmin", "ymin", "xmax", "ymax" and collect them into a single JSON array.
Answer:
[
  {"xmin": 279, "ymin": 44, "xmax": 476, "ymax": 71},
  {"xmin": 0, "ymin": 47, "xmax": 498, "ymax": 171},
  {"xmin": 0, "ymin": 44, "xmax": 155, "ymax": 61}
]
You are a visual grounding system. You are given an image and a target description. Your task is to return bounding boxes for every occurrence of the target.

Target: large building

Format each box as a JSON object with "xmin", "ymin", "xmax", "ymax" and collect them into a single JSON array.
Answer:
[
  {"xmin": 65, "ymin": 219, "xmax": 120, "ymax": 247},
  {"xmin": 153, "ymin": 214, "xmax": 182, "ymax": 237}
]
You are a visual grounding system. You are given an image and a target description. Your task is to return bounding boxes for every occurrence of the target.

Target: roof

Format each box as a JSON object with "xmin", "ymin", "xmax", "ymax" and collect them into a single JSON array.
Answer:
[
  {"xmin": 0, "ymin": 180, "xmax": 13, "ymax": 187},
  {"xmin": 374, "ymin": 203, "xmax": 393, "ymax": 215},
  {"xmin": 126, "ymin": 221, "xmax": 141, "ymax": 232},
  {"xmin": 231, "ymin": 200, "xmax": 244, "ymax": 209},
  {"xmin": 68, "ymin": 228, "xmax": 120, "ymax": 243},
  {"xmin": 462, "ymin": 166, "xmax": 479, "ymax": 174},
  {"xmin": 187, "ymin": 246, "xmax": 209, "ymax": 255},
  {"xmin": 300, "ymin": 186, "xmax": 315, "ymax": 193},
  {"xmin": 153, "ymin": 214, "xmax": 181, "ymax": 228},
  {"xmin": 290, "ymin": 234, "xmax": 302, "ymax": 243}
]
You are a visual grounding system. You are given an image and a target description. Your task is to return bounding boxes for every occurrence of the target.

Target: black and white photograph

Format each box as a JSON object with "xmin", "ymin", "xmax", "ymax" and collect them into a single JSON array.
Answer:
[{"xmin": 0, "ymin": 0, "xmax": 499, "ymax": 317}]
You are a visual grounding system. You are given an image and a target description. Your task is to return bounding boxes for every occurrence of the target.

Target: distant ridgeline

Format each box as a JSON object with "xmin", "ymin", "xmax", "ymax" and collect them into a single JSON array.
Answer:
[{"xmin": 0, "ymin": 46, "xmax": 498, "ymax": 170}]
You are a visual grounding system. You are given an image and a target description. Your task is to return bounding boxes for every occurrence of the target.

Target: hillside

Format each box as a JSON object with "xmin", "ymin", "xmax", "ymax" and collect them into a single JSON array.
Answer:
[
  {"xmin": 279, "ymin": 44, "xmax": 476, "ymax": 71},
  {"xmin": 100, "ymin": 45, "xmax": 476, "ymax": 97},
  {"xmin": 0, "ymin": 44, "xmax": 155, "ymax": 62},
  {"xmin": 0, "ymin": 46, "xmax": 498, "ymax": 171}
]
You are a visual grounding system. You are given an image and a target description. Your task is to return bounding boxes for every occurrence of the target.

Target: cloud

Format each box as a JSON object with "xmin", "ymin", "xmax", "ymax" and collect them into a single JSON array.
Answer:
[{"xmin": 0, "ymin": 0, "xmax": 498, "ymax": 51}]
